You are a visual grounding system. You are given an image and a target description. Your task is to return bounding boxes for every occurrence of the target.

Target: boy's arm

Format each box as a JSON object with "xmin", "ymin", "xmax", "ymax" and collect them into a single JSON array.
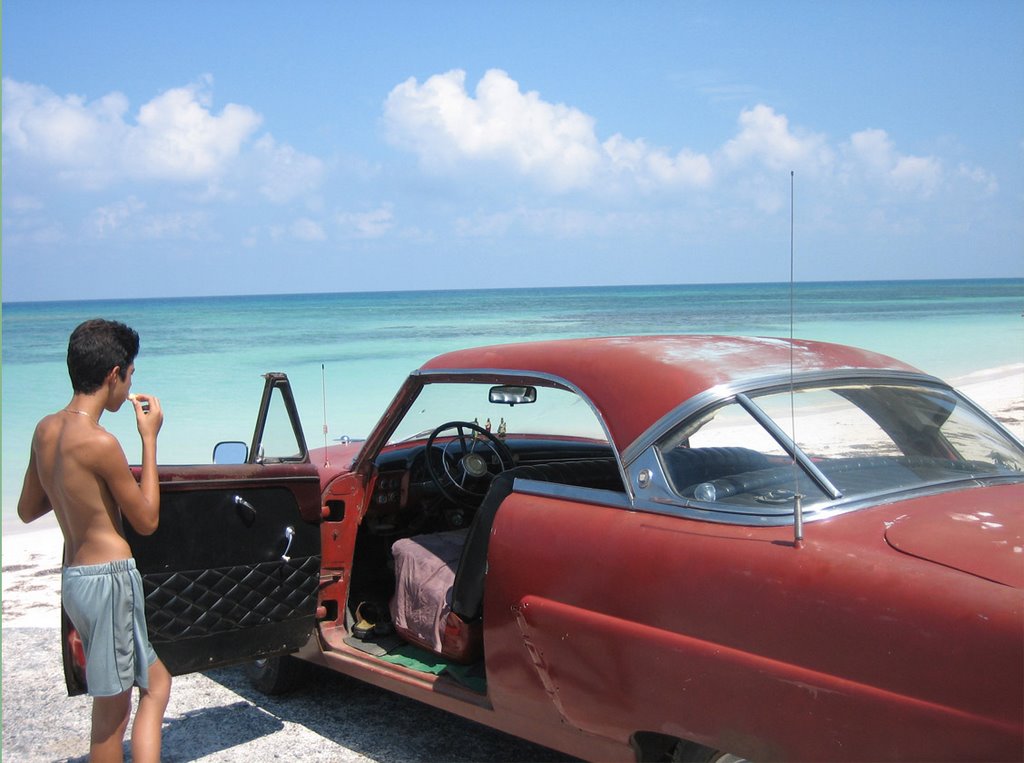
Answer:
[
  {"xmin": 99, "ymin": 394, "xmax": 164, "ymax": 536},
  {"xmin": 17, "ymin": 447, "xmax": 52, "ymax": 523}
]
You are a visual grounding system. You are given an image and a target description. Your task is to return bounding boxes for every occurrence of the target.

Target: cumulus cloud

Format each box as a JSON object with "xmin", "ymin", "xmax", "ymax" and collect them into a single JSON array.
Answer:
[
  {"xmin": 2, "ymin": 76, "xmax": 322, "ymax": 202},
  {"xmin": 382, "ymin": 69, "xmax": 975, "ymax": 211},
  {"xmin": 721, "ymin": 104, "xmax": 833, "ymax": 175},
  {"xmin": 844, "ymin": 128, "xmax": 942, "ymax": 197},
  {"xmin": 384, "ymin": 69, "xmax": 602, "ymax": 191},
  {"xmin": 384, "ymin": 68, "xmax": 713, "ymax": 193}
]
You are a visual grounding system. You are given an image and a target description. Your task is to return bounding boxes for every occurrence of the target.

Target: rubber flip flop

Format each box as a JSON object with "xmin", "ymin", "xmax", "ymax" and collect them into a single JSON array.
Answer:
[{"xmin": 353, "ymin": 602, "xmax": 378, "ymax": 640}]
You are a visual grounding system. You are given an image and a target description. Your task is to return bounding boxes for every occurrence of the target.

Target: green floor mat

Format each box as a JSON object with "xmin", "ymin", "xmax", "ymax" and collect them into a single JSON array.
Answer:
[{"xmin": 378, "ymin": 643, "xmax": 487, "ymax": 693}]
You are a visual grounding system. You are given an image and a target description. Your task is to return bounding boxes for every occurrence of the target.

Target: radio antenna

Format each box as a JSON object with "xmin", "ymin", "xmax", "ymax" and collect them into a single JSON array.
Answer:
[
  {"xmin": 790, "ymin": 170, "xmax": 804, "ymax": 547},
  {"xmin": 321, "ymin": 363, "xmax": 331, "ymax": 467}
]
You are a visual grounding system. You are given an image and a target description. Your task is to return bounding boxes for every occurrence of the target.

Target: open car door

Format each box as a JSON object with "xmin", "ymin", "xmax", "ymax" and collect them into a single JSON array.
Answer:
[{"xmin": 63, "ymin": 373, "xmax": 322, "ymax": 695}]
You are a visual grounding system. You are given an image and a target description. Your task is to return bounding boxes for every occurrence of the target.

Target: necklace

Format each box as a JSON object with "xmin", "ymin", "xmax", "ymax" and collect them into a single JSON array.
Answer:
[{"xmin": 64, "ymin": 408, "xmax": 95, "ymax": 420}]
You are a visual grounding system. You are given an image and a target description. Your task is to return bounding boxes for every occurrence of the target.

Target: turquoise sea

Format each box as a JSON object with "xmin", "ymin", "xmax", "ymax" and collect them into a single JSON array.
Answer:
[{"xmin": 3, "ymin": 279, "xmax": 1023, "ymax": 519}]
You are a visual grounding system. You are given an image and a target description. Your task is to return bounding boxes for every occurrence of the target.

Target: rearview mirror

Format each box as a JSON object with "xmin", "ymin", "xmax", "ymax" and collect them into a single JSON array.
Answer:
[
  {"xmin": 213, "ymin": 441, "xmax": 249, "ymax": 465},
  {"xmin": 489, "ymin": 385, "xmax": 537, "ymax": 406}
]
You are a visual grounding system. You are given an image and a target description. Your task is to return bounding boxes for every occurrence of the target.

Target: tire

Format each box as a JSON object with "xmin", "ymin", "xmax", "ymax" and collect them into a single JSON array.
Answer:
[{"xmin": 246, "ymin": 654, "xmax": 308, "ymax": 695}]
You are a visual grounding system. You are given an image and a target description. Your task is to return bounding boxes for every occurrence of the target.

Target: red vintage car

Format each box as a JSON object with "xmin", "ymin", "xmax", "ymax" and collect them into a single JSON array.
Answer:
[{"xmin": 64, "ymin": 336, "xmax": 1024, "ymax": 762}]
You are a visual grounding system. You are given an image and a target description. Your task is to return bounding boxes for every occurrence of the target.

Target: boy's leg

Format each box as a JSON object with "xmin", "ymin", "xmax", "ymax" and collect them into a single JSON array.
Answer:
[
  {"xmin": 130, "ymin": 657, "xmax": 172, "ymax": 763},
  {"xmin": 91, "ymin": 691, "xmax": 132, "ymax": 763}
]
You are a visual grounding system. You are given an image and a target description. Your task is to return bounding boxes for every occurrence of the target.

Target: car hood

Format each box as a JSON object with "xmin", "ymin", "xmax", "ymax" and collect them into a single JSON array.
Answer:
[{"xmin": 884, "ymin": 484, "xmax": 1024, "ymax": 588}]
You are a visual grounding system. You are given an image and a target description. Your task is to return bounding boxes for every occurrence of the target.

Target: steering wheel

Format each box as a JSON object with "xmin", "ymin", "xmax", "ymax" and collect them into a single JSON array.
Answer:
[{"xmin": 425, "ymin": 420, "xmax": 514, "ymax": 507}]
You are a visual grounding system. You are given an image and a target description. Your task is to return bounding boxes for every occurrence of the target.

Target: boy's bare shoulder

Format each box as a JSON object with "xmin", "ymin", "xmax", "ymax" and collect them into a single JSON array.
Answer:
[{"xmin": 34, "ymin": 413, "xmax": 124, "ymax": 461}]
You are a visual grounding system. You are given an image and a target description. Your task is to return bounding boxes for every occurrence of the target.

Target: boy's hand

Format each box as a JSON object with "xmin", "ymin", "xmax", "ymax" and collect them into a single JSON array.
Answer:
[{"xmin": 129, "ymin": 393, "xmax": 163, "ymax": 439}]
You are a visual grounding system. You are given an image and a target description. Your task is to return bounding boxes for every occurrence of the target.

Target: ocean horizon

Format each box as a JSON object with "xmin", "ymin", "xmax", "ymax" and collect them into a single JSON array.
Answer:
[{"xmin": 4, "ymin": 277, "xmax": 1023, "ymax": 519}]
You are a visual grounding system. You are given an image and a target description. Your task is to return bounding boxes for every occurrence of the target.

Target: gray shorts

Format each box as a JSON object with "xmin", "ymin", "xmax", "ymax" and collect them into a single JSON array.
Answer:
[{"xmin": 62, "ymin": 558, "xmax": 158, "ymax": 697}]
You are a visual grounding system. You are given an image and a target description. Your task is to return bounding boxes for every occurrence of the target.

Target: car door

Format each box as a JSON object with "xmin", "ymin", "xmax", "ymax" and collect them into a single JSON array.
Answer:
[{"xmin": 63, "ymin": 373, "xmax": 322, "ymax": 694}]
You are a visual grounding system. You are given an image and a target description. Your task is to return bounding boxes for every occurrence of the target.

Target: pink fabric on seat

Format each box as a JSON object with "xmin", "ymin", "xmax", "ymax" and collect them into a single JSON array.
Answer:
[{"xmin": 389, "ymin": 529, "xmax": 469, "ymax": 654}]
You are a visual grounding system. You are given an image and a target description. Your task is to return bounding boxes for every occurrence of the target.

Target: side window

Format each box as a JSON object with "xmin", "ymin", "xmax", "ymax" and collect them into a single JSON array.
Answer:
[
  {"xmin": 252, "ymin": 375, "xmax": 308, "ymax": 464},
  {"xmin": 256, "ymin": 385, "xmax": 304, "ymax": 461},
  {"xmin": 682, "ymin": 401, "xmax": 785, "ymax": 455},
  {"xmin": 657, "ymin": 400, "xmax": 789, "ymax": 500},
  {"xmin": 752, "ymin": 387, "xmax": 902, "ymax": 460}
]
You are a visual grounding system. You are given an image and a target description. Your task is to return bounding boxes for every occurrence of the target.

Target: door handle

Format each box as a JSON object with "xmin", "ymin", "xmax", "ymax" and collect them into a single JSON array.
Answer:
[
  {"xmin": 234, "ymin": 494, "xmax": 257, "ymax": 513},
  {"xmin": 281, "ymin": 526, "xmax": 295, "ymax": 562},
  {"xmin": 233, "ymin": 494, "xmax": 257, "ymax": 526}
]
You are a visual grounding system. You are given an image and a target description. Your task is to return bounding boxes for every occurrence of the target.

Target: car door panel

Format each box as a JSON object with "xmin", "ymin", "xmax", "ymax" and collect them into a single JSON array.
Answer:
[
  {"xmin": 127, "ymin": 470, "xmax": 322, "ymax": 676},
  {"xmin": 63, "ymin": 372, "xmax": 322, "ymax": 695}
]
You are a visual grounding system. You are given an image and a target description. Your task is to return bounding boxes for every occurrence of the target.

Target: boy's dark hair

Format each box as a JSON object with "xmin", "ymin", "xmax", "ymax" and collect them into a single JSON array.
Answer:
[{"xmin": 67, "ymin": 319, "xmax": 140, "ymax": 394}]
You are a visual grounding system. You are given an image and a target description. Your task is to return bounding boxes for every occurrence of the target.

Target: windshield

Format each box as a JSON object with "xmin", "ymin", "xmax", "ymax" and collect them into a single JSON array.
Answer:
[
  {"xmin": 657, "ymin": 380, "xmax": 1024, "ymax": 513},
  {"xmin": 387, "ymin": 381, "xmax": 608, "ymax": 445}
]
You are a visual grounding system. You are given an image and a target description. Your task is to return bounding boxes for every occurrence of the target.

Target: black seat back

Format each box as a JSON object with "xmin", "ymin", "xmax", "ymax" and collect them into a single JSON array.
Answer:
[
  {"xmin": 662, "ymin": 446, "xmax": 772, "ymax": 494},
  {"xmin": 450, "ymin": 459, "xmax": 622, "ymax": 620}
]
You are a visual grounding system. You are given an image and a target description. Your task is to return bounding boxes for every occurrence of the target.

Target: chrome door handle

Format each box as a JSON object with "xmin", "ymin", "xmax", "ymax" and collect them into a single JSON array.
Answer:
[
  {"xmin": 281, "ymin": 526, "xmax": 295, "ymax": 562},
  {"xmin": 234, "ymin": 495, "xmax": 257, "ymax": 513},
  {"xmin": 233, "ymin": 494, "xmax": 257, "ymax": 526}
]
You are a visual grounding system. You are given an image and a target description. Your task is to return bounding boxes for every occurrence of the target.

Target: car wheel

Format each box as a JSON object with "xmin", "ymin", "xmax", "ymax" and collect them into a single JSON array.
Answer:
[
  {"xmin": 671, "ymin": 741, "xmax": 747, "ymax": 763},
  {"xmin": 246, "ymin": 654, "xmax": 308, "ymax": 695}
]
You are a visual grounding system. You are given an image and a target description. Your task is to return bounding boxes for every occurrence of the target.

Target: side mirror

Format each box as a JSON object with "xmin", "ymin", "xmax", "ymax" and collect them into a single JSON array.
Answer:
[
  {"xmin": 213, "ymin": 441, "xmax": 249, "ymax": 465},
  {"xmin": 489, "ymin": 385, "xmax": 537, "ymax": 406}
]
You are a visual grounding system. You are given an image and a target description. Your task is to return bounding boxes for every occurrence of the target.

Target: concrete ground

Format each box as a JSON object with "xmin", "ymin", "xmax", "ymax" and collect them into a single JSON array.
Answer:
[{"xmin": 2, "ymin": 627, "xmax": 572, "ymax": 762}]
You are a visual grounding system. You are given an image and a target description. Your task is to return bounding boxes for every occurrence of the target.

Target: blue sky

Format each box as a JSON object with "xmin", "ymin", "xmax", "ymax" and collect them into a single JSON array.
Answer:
[{"xmin": 3, "ymin": 1, "xmax": 1022, "ymax": 301}]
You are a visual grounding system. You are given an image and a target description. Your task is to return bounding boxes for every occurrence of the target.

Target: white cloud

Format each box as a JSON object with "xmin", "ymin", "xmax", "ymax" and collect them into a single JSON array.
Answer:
[
  {"xmin": 336, "ymin": 205, "xmax": 394, "ymax": 238},
  {"xmin": 385, "ymin": 69, "xmax": 602, "ymax": 191},
  {"xmin": 384, "ymin": 68, "xmax": 713, "ymax": 193},
  {"xmin": 603, "ymin": 134, "xmax": 713, "ymax": 189},
  {"xmin": 721, "ymin": 104, "xmax": 833, "ymax": 175},
  {"xmin": 90, "ymin": 196, "xmax": 146, "ymax": 236},
  {"xmin": 139, "ymin": 210, "xmax": 209, "ymax": 240},
  {"xmin": 3, "ymin": 79, "xmax": 129, "ymax": 187},
  {"xmin": 381, "ymin": 69, "xmax": 988, "ymax": 215},
  {"xmin": 957, "ymin": 162, "xmax": 998, "ymax": 196},
  {"xmin": 2, "ymin": 76, "xmax": 323, "ymax": 202},
  {"xmin": 844, "ymin": 128, "xmax": 942, "ymax": 197},
  {"xmin": 291, "ymin": 217, "xmax": 327, "ymax": 241},
  {"xmin": 85, "ymin": 196, "xmax": 209, "ymax": 240},
  {"xmin": 252, "ymin": 134, "xmax": 326, "ymax": 203},
  {"xmin": 126, "ymin": 77, "xmax": 261, "ymax": 181}
]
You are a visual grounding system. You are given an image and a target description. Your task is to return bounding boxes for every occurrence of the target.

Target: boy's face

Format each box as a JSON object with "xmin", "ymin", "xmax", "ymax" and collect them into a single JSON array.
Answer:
[{"xmin": 107, "ymin": 362, "xmax": 135, "ymax": 412}]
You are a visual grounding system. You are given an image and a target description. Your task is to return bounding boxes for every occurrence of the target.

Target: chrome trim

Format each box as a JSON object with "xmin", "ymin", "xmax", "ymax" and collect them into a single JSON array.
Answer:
[
  {"xmin": 409, "ymin": 367, "xmax": 634, "ymax": 500},
  {"xmin": 736, "ymin": 393, "xmax": 842, "ymax": 500},
  {"xmin": 630, "ymin": 447, "xmax": 685, "ymax": 505},
  {"xmin": 622, "ymin": 369, "xmax": 945, "ymax": 465},
  {"xmin": 621, "ymin": 369, "xmax": 1024, "ymax": 527},
  {"xmin": 352, "ymin": 364, "xmax": 1022, "ymax": 530},
  {"xmin": 628, "ymin": 474, "xmax": 1024, "ymax": 527},
  {"xmin": 511, "ymin": 477, "xmax": 633, "ymax": 510}
]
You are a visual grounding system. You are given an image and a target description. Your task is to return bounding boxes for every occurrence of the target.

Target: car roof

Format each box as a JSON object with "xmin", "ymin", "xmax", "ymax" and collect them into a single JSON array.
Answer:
[{"xmin": 420, "ymin": 335, "xmax": 923, "ymax": 452}]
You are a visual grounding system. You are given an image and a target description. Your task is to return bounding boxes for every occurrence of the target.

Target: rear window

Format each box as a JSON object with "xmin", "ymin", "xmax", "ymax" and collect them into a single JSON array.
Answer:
[{"xmin": 657, "ymin": 381, "xmax": 1024, "ymax": 512}]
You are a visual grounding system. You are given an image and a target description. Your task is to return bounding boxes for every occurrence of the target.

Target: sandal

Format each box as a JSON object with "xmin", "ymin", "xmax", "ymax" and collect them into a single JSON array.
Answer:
[{"xmin": 353, "ymin": 602, "xmax": 378, "ymax": 640}]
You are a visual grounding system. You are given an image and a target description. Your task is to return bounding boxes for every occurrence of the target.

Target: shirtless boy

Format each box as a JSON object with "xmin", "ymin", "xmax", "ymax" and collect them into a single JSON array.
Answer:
[{"xmin": 18, "ymin": 319, "xmax": 172, "ymax": 763}]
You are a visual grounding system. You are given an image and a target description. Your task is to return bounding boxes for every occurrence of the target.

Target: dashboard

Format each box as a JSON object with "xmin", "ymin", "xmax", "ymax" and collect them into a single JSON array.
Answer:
[{"xmin": 363, "ymin": 436, "xmax": 615, "ymax": 535}]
